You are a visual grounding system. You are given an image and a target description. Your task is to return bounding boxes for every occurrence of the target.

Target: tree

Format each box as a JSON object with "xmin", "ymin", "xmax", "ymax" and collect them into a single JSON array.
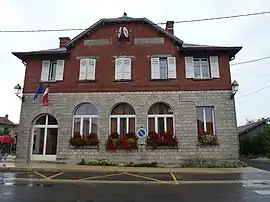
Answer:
[{"xmin": 0, "ymin": 126, "xmax": 11, "ymax": 136}]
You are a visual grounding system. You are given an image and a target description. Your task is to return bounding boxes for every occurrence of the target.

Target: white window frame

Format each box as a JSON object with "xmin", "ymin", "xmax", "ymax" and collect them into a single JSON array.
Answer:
[
  {"xmin": 193, "ymin": 58, "xmax": 210, "ymax": 79},
  {"xmin": 72, "ymin": 115, "xmax": 99, "ymax": 137},
  {"xmin": 31, "ymin": 114, "xmax": 58, "ymax": 158},
  {"xmin": 48, "ymin": 60, "xmax": 57, "ymax": 81},
  {"xmin": 147, "ymin": 114, "xmax": 175, "ymax": 134},
  {"xmin": 110, "ymin": 115, "xmax": 136, "ymax": 135},
  {"xmin": 197, "ymin": 107, "xmax": 215, "ymax": 135}
]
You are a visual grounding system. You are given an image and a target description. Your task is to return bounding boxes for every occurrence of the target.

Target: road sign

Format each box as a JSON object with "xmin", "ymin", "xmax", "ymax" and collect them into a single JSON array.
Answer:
[{"xmin": 136, "ymin": 128, "xmax": 147, "ymax": 139}]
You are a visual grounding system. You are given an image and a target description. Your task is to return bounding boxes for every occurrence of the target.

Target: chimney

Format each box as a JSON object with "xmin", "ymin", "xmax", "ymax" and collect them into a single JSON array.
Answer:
[
  {"xmin": 165, "ymin": 21, "xmax": 174, "ymax": 35},
  {"xmin": 5, "ymin": 114, "xmax": 8, "ymax": 120},
  {"xmin": 59, "ymin": 37, "xmax": 71, "ymax": 48}
]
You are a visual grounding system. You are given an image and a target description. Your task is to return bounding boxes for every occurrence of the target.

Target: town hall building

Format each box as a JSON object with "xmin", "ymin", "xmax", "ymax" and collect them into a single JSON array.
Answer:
[{"xmin": 12, "ymin": 13, "xmax": 242, "ymax": 164}]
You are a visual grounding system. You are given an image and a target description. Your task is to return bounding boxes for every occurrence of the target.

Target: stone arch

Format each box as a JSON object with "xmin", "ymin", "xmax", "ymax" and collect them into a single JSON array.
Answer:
[
  {"xmin": 71, "ymin": 99, "xmax": 101, "ymax": 117},
  {"xmin": 107, "ymin": 96, "xmax": 139, "ymax": 116},
  {"xmin": 143, "ymin": 96, "xmax": 177, "ymax": 115},
  {"xmin": 73, "ymin": 102, "xmax": 99, "ymax": 115}
]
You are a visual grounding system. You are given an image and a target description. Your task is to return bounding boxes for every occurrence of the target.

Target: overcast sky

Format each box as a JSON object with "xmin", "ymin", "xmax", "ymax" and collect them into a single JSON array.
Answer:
[{"xmin": 0, "ymin": 0, "xmax": 269, "ymax": 126}]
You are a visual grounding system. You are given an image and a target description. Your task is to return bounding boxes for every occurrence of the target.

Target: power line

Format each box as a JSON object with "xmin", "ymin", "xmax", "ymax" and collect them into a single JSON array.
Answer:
[
  {"xmin": 231, "ymin": 56, "xmax": 270, "ymax": 66},
  {"xmin": 236, "ymin": 84, "xmax": 270, "ymax": 99},
  {"xmin": 1, "ymin": 11, "xmax": 270, "ymax": 33}
]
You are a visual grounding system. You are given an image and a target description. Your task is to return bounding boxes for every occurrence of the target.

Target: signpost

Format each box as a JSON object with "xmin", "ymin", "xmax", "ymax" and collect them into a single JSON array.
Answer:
[{"xmin": 136, "ymin": 128, "xmax": 147, "ymax": 145}]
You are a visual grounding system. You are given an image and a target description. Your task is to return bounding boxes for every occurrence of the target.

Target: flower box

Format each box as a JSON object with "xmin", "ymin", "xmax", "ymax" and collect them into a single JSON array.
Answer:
[
  {"xmin": 197, "ymin": 132, "xmax": 219, "ymax": 146},
  {"xmin": 146, "ymin": 131, "xmax": 178, "ymax": 149},
  {"xmin": 105, "ymin": 132, "xmax": 138, "ymax": 151},
  {"xmin": 69, "ymin": 145, "xmax": 99, "ymax": 150},
  {"xmin": 69, "ymin": 132, "xmax": 99, "ymax": 148}
]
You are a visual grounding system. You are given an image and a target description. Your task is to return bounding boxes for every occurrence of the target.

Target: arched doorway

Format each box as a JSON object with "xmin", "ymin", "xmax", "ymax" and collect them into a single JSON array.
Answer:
[{"xmin": 31, "ymin": 114, "xmax": 58, "ymax": 161}]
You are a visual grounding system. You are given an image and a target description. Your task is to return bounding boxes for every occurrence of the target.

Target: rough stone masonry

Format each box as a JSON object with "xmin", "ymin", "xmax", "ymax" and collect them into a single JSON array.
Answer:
[{"xmin": 16, "ymin": 90, "xmax": 239, "ymax": 164}]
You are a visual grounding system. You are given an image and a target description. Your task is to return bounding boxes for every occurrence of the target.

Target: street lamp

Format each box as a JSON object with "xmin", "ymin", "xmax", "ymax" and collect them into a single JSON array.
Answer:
[
  {"xmin": 14, "ymin": 84, "xmax": 25, "ymax": 102},
  {"xmin": 231, "ymin": 80, "xmax": 239, "ymax": 99}
]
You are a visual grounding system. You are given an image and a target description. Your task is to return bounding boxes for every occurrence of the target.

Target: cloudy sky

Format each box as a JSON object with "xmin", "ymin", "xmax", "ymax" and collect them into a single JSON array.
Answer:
[{"xmin": 0, "ymin": 0, "xmax": 269, "ymax": 126}]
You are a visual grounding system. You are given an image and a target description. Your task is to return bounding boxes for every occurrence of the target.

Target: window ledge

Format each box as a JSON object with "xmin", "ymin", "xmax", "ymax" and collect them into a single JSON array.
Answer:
[
  {"xmin": 41, "ymin": 80, "xmax": 58, "ymax": 83},
  {"xmin": 69, "ymin": 145, "xmax": 99, "ymax": 150},
  {"xmin": 150, "ymin": 78, "xmax": 177, "ymax": 81},
  {"xmin": 77, "ymin": 80, "xmax": 97, "ymax": 83},
  {"xmin": 191, "ymin": 78, "xmax": 213, "ymax": 80},
  {"xmin": 113, "ymin": 79, "xmax": 133, "ymax": 82},
  {"xmin": 196, "ymin": 142, "xmax": 219, "ymax": 147},
  {"xmin": 146, "ymin": 146, "xmax": 178, "ymax": 150}
]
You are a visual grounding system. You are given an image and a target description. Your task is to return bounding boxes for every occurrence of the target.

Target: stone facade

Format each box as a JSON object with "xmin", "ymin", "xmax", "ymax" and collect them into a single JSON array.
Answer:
[{"xmin": 16, "ymin": 90, "xmax": 239, "ymax": 164}]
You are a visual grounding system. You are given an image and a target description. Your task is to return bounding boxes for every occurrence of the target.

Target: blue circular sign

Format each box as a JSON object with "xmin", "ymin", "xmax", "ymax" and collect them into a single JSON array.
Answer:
[{"xmin": 136, "ymin": 128, "xmax": 147, "ymax": 139}]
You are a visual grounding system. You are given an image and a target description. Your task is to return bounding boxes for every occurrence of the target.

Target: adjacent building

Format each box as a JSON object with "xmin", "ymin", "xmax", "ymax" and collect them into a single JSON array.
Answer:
[{"xmin": 12, "ymin": 14, "xmax": 242, "ymax": 164}]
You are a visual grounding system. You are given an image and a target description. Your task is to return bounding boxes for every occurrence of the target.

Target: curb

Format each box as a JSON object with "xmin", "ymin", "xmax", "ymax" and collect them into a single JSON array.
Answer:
[{"xmin": 0, "ymin": 166, "xmax": 266, "ymax": 174}]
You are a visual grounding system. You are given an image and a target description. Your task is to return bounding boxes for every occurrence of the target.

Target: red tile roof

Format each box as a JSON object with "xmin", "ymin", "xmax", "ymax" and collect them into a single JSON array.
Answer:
[
  {"xmin": 237, "ymin": 119, "xmax": 267, "ymax": 135},
  {"xmin": 0, "ymin": 116, "xmax": 15, "ymax": 126}
]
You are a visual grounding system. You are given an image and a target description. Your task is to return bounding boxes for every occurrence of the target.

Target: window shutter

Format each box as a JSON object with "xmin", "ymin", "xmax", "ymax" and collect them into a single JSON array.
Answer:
[
  {"xmin": 185, "ymin": 57, "xmax": 194, "ymax": 78},
  {"xmin": 210, "ymin": 56, "xmax": 220, "ymax": 78},
  {"xmin": 167, "ymin": 57, "xmax": 176, "ymax": 79},
  {"xmin": 151, "ymin": 58, "xmax": 160, "ymax": 79},
  {"xmin": 41, "ymin": 60, "xmax": 50, "ymax": 81},
  {"xmin": 86, "ymin": 59, "xmax": 96, "ymax": 80},
  {"xmin": 55, "ymin": 60, "xmax": 65, "ymax": 81},
  {"xmin": 79, "ymin": 59, "xmax": 87, "ymax": 80},
  {"xmin": 115, "ymin": 58, "xmax": 123, "ymax": 80},
  {"xmin": 123, "ymin": 58, "xmax": 131, "ymax": 80}
]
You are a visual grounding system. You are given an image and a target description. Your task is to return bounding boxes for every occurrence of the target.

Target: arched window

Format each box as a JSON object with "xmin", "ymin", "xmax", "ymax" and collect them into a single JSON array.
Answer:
[
  {"xmin": 32, "ymin": 114, "xmax": 58, "ymax": 158},
  {"xmin": 147, "ymin": 102, "xmax": 174, "ymax": 134},
  {"xmin": 73, "ymin": 103, "xmax": 98, "ymax": 137},
  {"xmin": 110, "ymin": 103, "xmax": 135, "ymax": 135}
]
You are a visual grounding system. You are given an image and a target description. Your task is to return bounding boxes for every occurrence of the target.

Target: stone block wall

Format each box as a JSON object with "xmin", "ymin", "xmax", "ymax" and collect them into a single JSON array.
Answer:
[{"xmin": 16, "ymin": 91, "xmax": 239, "ymax": 164}]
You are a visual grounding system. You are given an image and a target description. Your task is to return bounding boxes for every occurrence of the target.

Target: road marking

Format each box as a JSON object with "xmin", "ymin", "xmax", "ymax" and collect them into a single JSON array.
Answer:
[
  {"xmin": 34, "ymin": 171, "xmax": 50, "ymax": 180},
  {"xmin": 123, "ymin": 172, "xmax": 164, "ymax": 182},
  {"xmin": 48, "ymin": 172, "xmax": 64, "ymax": 179},
  {"xmin": 170, "ymin": 173, "xmax": 178, "ymax": 184},
  {"xmin": 76, "ymin": 172, "xmax": 126, "ymax": 181},
  {"xmin": 255, "ymin": 190, "xmax": 270, "ymax": 195}
]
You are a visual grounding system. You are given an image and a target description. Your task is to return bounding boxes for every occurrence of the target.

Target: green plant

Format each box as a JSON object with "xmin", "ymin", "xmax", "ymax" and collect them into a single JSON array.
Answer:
[
  {"xmin": 70, "ymin": 132, "xmax": 99, "ymax": 147},
  {"xmin": 77, "ymin": 159, "xmax": 87, "ymax": 165},
  {"xmin": 106, "ymin": 133, "xmax": 138, "ymax": 151},
  {"xmin": 147, "ymin": 131, "xmax": 178, "ymax": 149},
  {"xmin": 124, "ymin": 162, "xmax": 159, "ymax": 167},
  {"xmin": 0, "ymin": 126, "xmax": 11, "ymax": 136},
  {"xmin": 197, "ymin": 131, "xmax": 218, "ymax": 146},
  {"xmin": 179, "ymin": 159, "xmax": 247, "ymax": 168}
]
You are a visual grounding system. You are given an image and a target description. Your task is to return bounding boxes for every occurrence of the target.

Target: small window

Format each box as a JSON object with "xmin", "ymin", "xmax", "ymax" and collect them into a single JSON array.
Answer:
[
  {"xmin": 193, "ymin": 58, "xmax": 210, "ymax": 78},
  {"xmin": 48, "ymin": 61, "xmax": 57, "ymax": 81},
  {"xmin": 151, "ymin": 57, "xmax": 176, "ymax": 80},
  {"xmin": 196, "ymin": 107, "xmax": 214, "ymax": 135}
]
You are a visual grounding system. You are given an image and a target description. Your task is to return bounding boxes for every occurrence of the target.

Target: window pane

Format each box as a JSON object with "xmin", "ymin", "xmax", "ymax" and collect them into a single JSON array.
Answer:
[
  {"xmin": 205, "ymin": 107, "xmax": 214, "ymax": 134},
  {"xmin": 111, "ymin": 103, "xmax": 135, "ymax": 115},
  {"xmin": 158, "ymin": 117, "xmax": 165, "ymax": 134},
  {"xmin": 166, "ymin": 117, "xmax": 173, "ymax": 134},
  {"xmin": 75, "ymin": 103, "xmax": 98, "ymax": 115},
  {"xmin": 129, "ymin": 118, "xmax": 135, "ymax": 133},
  {"xmin": 82, "ymin": 118, "xmax": 90, "ymax": 137},
  {"xmin": 48, "ymin": 115, "xmax": 57, "ymax": 125},
  {"xmin": 201, "ymin": 60, "xmax": 209, "ymax": 78},
  {"xmin": 36, "ymin": 115, "xmax": 46, "ymax": 125},
  {"xmin": 32, "ymin": 128, "xmax": 45, "ymax": 155},
  {"xmin": 49, "ymin": 62, "xmax": 57, "ymax": 80},
  {"xmin": 196, "ymin": 107, "xmax": 204, "ymax": 135},
  {"xmin": 159, "ymin": 58, "xmax": 168, "ymax": 79},
  {"xmin": 148, "ymin": 118, "xmax": 155, "ymax": 132},
  {"xmin": 45, "ymin": 128, "xmax": 58, "ymax": 155},
  {"xmin": 110, "ymin": 118, "xmax": 117, "ymax": 133},
  {"xmin": 194, "ymin": 61, "xmax": 201, "ymax": 78},
  {"xmin": 120, "ymin": 118, "xmax": 127, "ymax": 135},
  {"xmin": 74, "ymin": 118, "xmax": 81, "ymax": 135},
  {"xmin": 148, "ymin": 103, "xmax": 173, "ymax": 115},
  {"xmin": 91, "ymin": 118, "xmax": 98, "ymax": 134}
]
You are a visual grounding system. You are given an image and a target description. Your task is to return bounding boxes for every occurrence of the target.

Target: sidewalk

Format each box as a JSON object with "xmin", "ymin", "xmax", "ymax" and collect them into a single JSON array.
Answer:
[{"xmin": 0, "ymin": 162, "xmax": 266, "ymax": 173}]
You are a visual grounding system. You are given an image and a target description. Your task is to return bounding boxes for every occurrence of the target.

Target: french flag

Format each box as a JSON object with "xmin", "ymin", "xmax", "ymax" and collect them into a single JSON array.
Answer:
[{"xmin": 42, "ymin": 87, "xmax": 49, "ymax": 106}]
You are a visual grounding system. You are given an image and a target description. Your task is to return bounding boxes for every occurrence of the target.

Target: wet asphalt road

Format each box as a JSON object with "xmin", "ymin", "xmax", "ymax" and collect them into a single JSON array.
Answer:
[
  {"xmin": 243, "ymin": 159, "xmax": 270, "ymax": 172},
  {"xmin": 1, "ymin": 181, "xmax": 270, "ymax": 202}
]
